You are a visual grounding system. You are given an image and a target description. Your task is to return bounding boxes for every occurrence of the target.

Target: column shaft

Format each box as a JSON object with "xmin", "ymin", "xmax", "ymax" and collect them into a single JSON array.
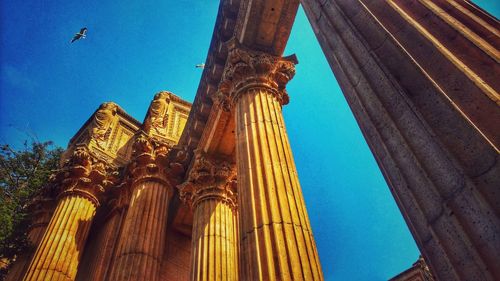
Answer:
[
  {"xmin": 23, "ymin": 195, "xmax": 96, "ymax": 281},
  {"xmin": 5, "ymin": 204, "xmax": 53, "ymax": 281},
  {"xmin": 235, "ymin": 88, "xmax": 323, "ymax": 280},
  {"xmin": 76, "ymin": 208, "xmax": 124, "ymax": 281},
  {"xmin": 107, "ymin": 180, "xmax": 169, "ymax": 281},
  {"xmin": 190, "ymin": 199, "xmax": 238, "ymax": 281},
  {"xmin": 301, "ymin": 1, "xmax": 500, "ymax": 279}
]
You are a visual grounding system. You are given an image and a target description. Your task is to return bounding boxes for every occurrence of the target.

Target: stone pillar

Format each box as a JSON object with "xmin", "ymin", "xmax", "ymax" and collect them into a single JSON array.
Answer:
[
  {"xmin": 179, "ymin": 152, "xmax": 238, "ymax": 281},
  {"xmin": 301, "ymin": 1, "xmax": 500, "ymax": 280},
  {"xmin": 76, "ymin": 186, "xmax": 129, "ymax": 281},
  {"xmin": 107, "ymin": 134, "xmax": 172, "ymax": 281},
  {"xmin": 23, "ymin": 146, "xmax": 111, "ymax": 281},
  {"xmin": 5, "ymin": 197, "xmax": 55, "ymax": 281},
  {"xmin": 217, "ymin": 45, "xmax": 323, "ymax": 280}
]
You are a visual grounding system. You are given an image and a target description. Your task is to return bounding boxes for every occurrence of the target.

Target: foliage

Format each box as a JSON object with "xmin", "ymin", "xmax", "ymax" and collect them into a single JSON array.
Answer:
[{"xmin": 0, "ymin": 141, "xmax": 63, "ymax": 278}]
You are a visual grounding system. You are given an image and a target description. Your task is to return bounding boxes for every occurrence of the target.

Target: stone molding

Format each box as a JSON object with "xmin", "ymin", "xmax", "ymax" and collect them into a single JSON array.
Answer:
[
  {"xmin": 178, "ymin": 150, "xmax": 237, "ymax": 209},
  {"xmin": 215, "ymin": 41, "xmax": 297, "ymax": 108}
]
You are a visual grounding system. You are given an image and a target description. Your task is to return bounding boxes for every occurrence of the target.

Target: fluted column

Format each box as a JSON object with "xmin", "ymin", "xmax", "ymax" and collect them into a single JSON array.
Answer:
[
  {"xmin": 301, "ymin": 1, "xmax": 500, "ymax": 280},
  {"xmin": 23, "ymin": 146, "xmax": 111, "ymax": 281},
  {"xmin": 76, "ymin": 186, "xmax": 129, "ymax": 281},
  {"xmin": 217, "ymin": 44, "xmax": 323, "ymax": 280},
  {"xmin": 5, "ymin": 197, "xmax": 55, "ymax": 281},
  {"xmin": 107, "ymin": 134, "xmax": 172, "ymax": 281},
  {"xmin": 179, "ymin": 152, "xmax": 239, "ymax": 281}
]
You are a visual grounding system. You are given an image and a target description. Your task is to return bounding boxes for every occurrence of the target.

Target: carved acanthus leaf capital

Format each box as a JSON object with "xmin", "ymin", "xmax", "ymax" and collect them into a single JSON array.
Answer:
[
  {"xmin": 178, "ymin": 151, "xmax": 237, "ymax": 209},
  {"xmin": 216, "ymin": 43, "xmax": 297, "ymax": 106},
  {"xmin": 54, "ymin": 145, "xmax": 118, "ymax": 207},
  {"xmin": 127, "ymin": 132, "xmax": 175, "ymax": 187}
]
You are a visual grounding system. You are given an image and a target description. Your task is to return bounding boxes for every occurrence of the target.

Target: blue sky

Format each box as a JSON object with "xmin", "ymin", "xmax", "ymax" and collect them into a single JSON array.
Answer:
[{"xmin": 1, "ymin": 1, "xmax": 498, "ymax": 280}]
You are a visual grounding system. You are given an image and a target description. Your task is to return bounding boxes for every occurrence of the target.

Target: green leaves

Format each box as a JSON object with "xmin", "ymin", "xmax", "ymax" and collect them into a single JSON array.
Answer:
[{"xmin": 0, "ymin": 141, "xmax": 62, "ymax": 278}]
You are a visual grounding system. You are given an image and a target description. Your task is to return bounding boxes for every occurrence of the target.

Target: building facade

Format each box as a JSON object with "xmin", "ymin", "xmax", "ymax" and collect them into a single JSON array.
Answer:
[{"xmin": 5, "ymin": 0, "xmax": 499, "ymax": 280}]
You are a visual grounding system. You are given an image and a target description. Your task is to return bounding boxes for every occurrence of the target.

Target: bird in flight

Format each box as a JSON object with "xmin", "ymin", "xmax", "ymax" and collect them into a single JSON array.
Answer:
[
  {"xmin": 71, "ymin": 27, "xmax": 88, "ymax": 43},
  {"xmin": 195, "ymin": 63, "xmax": 205, "ymax": 69}
]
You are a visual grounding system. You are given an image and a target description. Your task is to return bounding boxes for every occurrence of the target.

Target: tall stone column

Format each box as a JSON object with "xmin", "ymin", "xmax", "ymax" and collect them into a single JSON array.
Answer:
[
  {"xmin": 301, "ymin": 1, "xmax": 500, "ymax": 280},
  {"xmin": 5, "ymin": 196, "xmax": 55, "ymax": 281},
  {"xmin": 107, "ymin": 134, "xmax": 172, "ymax": 281},
  {"xmin": 23, "ymin": 146, "xmax": 112, "ymax": 281},
  {"xmin": 179, "ymin": 152, "xmax": 239, "ymax": 281},
  {"xmin": 217, "ymin": 45, "xmax": 323, "ymax": 280},
  {"xmin": 75, "ymin": 186, "xmax": 129, "ymax": 281}
]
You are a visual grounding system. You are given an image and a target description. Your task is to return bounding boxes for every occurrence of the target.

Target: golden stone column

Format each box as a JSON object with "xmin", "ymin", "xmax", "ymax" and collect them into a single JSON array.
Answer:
[
  {"xmin": 22, "ymin": 146, "xmax": 113, "ymax": 281},
  {"xmin": 217, "ymin": 45, "xmax": 324, "ymax": 280},
  {"xmin": 77, "ymin": 186, "xmax": 129, "ymax": 281},
  {"xmin": 179, "ymin": 152, "xmax": 239, "ymax": 281},
  {"xmin": 5, "ymin": 196, "xmax": 55, "ymax": 281},
  {"xmin": 107, "ymin": 134, "xmax": 172, "ymax": 281}
]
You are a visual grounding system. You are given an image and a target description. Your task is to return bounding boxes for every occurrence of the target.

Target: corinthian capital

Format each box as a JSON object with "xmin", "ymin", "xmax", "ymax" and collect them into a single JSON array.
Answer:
[
  {"xmin": 178, "ymin": 151, "xmax": 237, "ymax": 209},
  {"xmin": 55, "ymin": 145, "xmax": 118, "ymax": 207},
  {"xmin": 216, "ymin": 42, "xmax": 297, "ymax": 106},
  {"xmin": 125, "ymin": 132, "xmax": 175, "ymax": 187}
]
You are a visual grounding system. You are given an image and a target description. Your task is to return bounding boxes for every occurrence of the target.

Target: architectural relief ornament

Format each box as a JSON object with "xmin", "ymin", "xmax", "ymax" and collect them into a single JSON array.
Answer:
[
  {"xmin": 143, "ymin": 91, "xmax": 170, "ymax": 135},
  {"xmin": 52, "ymin": 145, "xmax": 117, "ymax": 206},
  {"xmin": 217, "ymin": 43, "xmax": 297, "ymax": 106},
  {"xmin": 90, "ymin": 102, "xmax": 118, "ymax": 149},
  {"xmin": 178, "ymin": 151, "xmax": 237, "ymax": 209}
]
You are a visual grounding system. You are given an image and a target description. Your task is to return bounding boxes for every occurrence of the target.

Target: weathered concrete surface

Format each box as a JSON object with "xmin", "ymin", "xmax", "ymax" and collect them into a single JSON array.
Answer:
[{"xmin": 301, "ymin": 0, "xmax": 500, "ymax": 280}]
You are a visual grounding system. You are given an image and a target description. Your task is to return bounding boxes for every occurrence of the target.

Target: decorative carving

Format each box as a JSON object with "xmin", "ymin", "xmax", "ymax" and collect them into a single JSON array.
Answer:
[
  {"xmin": 178, "ymin": 150, "xmax": 237, "ymax": 209},
  {"xmin": 143, "ymin": 92, "xmax": 170, "ymax": 136},
  {"xmin": 126, "ymin": 132, "xmax": 176, "ymax": 188},
  {"xmin": 132, "ymin": 132, "xmax": 155, "ymax": 164},
  {"xmin": 90, "ymin": 102, "xmax": 118, "ymax": 149},
  {"xmin": 216, "ymin": 43, "xmax": 297, "ymax": 107},
  {"xmin": 53, "ymin": 145, "xmax": 117, "ymax": 207}
]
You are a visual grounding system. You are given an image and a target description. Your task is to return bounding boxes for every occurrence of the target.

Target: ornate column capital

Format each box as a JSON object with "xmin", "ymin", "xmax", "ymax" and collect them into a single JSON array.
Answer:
[
  {"xmin": 53, "ymin": 145, "xmax": 118, "ymax": 207},
  {"xmin": 215, "ymin": 42, "xmax": 297, "ymax": 108},
  {"xmin": 178, "ymin": 151, "xmax": 237, "ymax": 209},
  {"xmin": 126, "ymin": 132, "xmax": 174, "ymax": 187}
]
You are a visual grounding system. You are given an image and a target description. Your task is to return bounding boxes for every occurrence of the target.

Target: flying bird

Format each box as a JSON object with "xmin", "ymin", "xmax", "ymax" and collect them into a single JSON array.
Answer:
[
  {"xmin": 195, "ymin": 63, "xmax": 205, "ymax": 69},
  {"xmin": 71, "ymin": 27, "xmax": 88, "ymax": 43}
]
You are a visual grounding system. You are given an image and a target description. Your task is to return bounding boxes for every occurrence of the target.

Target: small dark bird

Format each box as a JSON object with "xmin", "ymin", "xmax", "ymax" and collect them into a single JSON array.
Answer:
[
  {"xmin": 71, "ymin": 27, "xmax": 88, "ymax": 43},
  {"xmin": 195, "ymin": 63, "xmax": 205, "ymax": 69}
]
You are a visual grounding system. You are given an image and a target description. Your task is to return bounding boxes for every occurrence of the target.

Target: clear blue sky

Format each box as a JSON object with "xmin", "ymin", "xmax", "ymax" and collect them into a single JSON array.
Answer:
[{"xmin": 1, "ymin": 1, "xmax": 498, "ymax": 280}]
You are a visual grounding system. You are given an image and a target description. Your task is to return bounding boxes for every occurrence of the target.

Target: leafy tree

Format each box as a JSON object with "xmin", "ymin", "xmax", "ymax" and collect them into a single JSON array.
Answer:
[{"xmin": 0, "ymin": 141, "xmax": 63, "ymax": 279}]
